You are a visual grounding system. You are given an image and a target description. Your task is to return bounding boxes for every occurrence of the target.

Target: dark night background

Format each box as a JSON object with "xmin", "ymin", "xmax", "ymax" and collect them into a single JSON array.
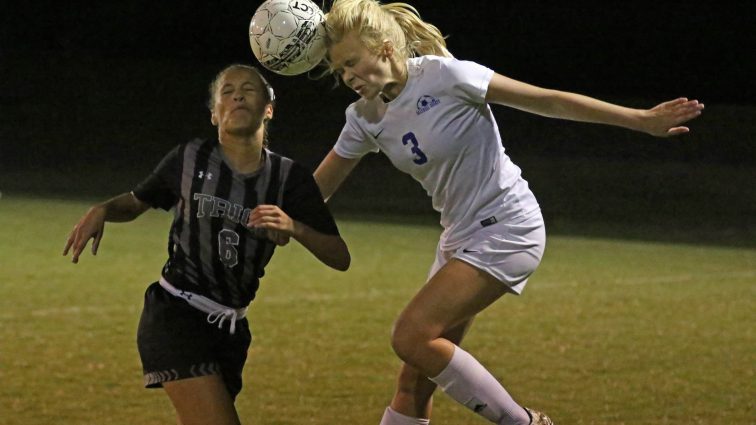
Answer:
[{"xmin": 1, "ymin": 1, "xmax": 754, "ymax": 245}]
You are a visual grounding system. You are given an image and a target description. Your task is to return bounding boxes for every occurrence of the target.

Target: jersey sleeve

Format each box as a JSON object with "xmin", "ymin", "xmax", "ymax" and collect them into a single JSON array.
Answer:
[
  {"xmin": 441, "ymin": 57, "xmax": 494, "ymax": 105},
  {"xmin": 132, "ymin": 145, "xmax": 181, "ymax": 211},
  {"xmin": 333, "ymin": 104, "xmax": 380, "ymax": 159},
  {"xmin": 282, "ymin": 162, "xmax": 340, "ymax": 236}
]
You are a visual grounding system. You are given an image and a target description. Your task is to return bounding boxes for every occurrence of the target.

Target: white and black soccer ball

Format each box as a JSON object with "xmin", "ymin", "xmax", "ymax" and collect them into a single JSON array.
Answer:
[{"xmin": 249, "ymin": 0, "xmax": 327, "ymax": 76}]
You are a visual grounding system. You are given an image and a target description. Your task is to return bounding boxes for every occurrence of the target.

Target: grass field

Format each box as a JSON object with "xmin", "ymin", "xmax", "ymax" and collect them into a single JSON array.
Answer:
[{"xmin": 1, "ymin": 195, "xmax": 754, "ymax": 424}]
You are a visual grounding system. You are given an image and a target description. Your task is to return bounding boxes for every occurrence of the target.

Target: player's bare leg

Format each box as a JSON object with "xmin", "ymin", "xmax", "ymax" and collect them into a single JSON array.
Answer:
[
  {"xmin": 388, "ymin": 319, "xmax": 474, "ymax": 419},
  {"xmin": 163, "ymin": 375, "xmax": 241, "ymax": 425},
  {"xmin": 390, "ymin": 258, "xmax": 531, "ymax": 424}
]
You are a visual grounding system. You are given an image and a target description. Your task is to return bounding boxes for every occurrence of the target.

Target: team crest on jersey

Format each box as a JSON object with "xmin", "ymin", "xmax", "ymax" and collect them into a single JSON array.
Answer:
[{"xmin": 416, "ymin": 95, "xmax": 440, "ymax": 115}]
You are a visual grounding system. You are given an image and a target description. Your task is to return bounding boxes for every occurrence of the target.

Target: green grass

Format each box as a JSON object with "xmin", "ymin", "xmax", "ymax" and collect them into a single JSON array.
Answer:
[{"xmin": 1, "ymin": 195, "xmax": 754, "ymax": 424}]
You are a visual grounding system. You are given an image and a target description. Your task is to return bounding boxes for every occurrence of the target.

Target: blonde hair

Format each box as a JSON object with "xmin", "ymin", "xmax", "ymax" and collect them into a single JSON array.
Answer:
[{"xmin": 324, "ymin": 0, "xmax": 451, "ymax": 69}]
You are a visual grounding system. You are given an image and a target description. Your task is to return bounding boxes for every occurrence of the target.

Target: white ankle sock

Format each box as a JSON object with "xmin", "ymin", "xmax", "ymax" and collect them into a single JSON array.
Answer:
[
  {"xmin": 379, "ymin": 407, "xmax": 430, "ymax": 425},
  {"xmin": 429, "ymin": 346, "xmax": 530, "ymax": 425}
]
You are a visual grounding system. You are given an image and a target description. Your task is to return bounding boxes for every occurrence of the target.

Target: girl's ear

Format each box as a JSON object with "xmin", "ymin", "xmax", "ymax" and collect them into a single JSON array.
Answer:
[
  {"xmin": 265, "ymin": 103, "xmax": 274, "ymax": 120},
  {"xmin": 381, "ymin": 39, "xmax": 394, "ymax": 58}
]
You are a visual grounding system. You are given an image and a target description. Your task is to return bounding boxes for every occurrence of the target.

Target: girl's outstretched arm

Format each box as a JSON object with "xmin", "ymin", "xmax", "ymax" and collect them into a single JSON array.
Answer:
[
  {"xmin": 485, "ymin": 72, "xmax": 704, "ymax": 137},
  {"xmin": 63, "ymin": 192, "xmax": 150, "ymax": 263}
]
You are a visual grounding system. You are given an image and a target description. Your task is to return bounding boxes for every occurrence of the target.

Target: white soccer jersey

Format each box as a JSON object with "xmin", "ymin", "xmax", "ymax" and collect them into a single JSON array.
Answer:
[{"xmin": 334, "ymin": 55, "xmax": 540, "ymax": 250}]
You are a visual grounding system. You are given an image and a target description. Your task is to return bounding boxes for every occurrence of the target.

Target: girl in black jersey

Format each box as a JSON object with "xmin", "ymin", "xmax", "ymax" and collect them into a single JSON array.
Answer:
[{"xmin": 64, "ymin": 64, "xmax": 350, "ymax": 425}]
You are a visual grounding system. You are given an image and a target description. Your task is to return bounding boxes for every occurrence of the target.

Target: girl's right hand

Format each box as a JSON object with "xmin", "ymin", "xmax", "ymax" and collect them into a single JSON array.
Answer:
[{"xmin": 63, "ymin": 206, "xmax": 106, "ymax": 264}]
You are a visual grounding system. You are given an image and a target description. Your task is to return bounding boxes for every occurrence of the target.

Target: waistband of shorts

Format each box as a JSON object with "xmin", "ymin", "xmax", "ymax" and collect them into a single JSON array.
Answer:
[{"xmin": 158, "ymin": 277, "xmax": 248, "ymax": 334}]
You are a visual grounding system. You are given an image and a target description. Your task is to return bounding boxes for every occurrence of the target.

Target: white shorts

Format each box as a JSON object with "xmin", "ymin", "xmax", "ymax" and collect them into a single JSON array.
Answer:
[{"xmin": 428, "ymin": 212, "xmax": 546, "ymax": 294}]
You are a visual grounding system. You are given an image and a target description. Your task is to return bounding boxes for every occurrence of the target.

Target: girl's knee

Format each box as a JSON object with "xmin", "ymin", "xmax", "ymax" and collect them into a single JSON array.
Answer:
[{"xmin": 390, "ymin": 317, "xmax": 424, "ymax": 362}]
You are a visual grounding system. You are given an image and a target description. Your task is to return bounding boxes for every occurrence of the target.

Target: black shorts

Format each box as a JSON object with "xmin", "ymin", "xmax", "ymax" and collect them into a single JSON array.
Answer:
[{"xmin": 136, "ymin": 282, "xmax": 252, "ymax": 400}]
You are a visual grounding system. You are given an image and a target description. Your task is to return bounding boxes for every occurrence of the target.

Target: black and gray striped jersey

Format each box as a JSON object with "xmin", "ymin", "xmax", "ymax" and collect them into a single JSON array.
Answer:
[{"xmin": 132, "ymin": 138, "xmax": 340, "ymax": 308}]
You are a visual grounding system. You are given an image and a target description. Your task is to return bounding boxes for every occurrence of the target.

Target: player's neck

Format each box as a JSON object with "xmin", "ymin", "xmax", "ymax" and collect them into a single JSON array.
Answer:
[
  {"xmin": 219, "ymin": 135, "xmax": 265, "ymax": 174},
  {"xmin": 380, "ymin": 59, "xmax": 408, "ymax": 102}
]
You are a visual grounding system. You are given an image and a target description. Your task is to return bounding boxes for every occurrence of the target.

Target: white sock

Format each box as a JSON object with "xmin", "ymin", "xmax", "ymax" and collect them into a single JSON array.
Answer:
[
  {"xmin": 379, "ymin": 407, "xmax": 430, "ymax": 425},
  {"xmin": 429, "ymin": 346, "xmax": 530, "ymax": 425}
]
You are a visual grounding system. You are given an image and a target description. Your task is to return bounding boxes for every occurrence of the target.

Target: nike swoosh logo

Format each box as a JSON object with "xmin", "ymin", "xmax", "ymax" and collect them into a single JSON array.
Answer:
[
  {"xmin": 473, "ymin": 403, "xmax": 488, "ymax": 413},
  {"xmin": 370, "ymin": 128, "xmax": 384, "ymax": 139}
]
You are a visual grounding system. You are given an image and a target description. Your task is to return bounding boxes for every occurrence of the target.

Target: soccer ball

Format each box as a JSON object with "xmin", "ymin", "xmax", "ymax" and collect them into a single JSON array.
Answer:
[{"xmin": 249, "ymin": 0, "xmax": 327, "ymax": 76}]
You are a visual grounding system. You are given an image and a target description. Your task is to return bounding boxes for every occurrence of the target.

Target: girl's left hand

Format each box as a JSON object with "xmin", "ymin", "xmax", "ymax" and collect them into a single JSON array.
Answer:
[
  {"xmin": 643, "ymin": 97, "xmax": 704, "ymax": 137},
  {"xmin": 248, "ymin": 205, "xmax": 294, "ymax": 245}
]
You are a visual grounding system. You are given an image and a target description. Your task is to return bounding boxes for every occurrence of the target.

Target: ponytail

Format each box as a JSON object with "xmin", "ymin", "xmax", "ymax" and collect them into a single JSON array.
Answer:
[{"xmin": 383, "ymin": 3, "xmax": 452, "ymax": 58}]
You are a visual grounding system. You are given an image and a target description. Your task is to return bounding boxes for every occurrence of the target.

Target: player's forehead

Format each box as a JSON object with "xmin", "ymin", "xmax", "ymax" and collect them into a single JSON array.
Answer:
[
  {"xmin": 328, "ymin": 31, "xmax": 365, "ymax": 66},
  {"xmin": 218, "ymin": 68, "xmax": 263, "ymax": 89}
]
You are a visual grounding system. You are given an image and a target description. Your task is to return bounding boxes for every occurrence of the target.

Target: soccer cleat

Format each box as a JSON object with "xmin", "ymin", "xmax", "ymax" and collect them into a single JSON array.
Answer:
[{"xmin": 524, "ymin": 407, "xmax": 554, "ymax": 425}]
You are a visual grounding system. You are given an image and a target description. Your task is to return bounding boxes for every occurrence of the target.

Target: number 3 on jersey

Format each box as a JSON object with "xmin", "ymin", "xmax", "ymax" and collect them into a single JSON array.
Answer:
[{"xmin": 402, "ymin": 132, "xmax": 428, "ymax": 165}]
